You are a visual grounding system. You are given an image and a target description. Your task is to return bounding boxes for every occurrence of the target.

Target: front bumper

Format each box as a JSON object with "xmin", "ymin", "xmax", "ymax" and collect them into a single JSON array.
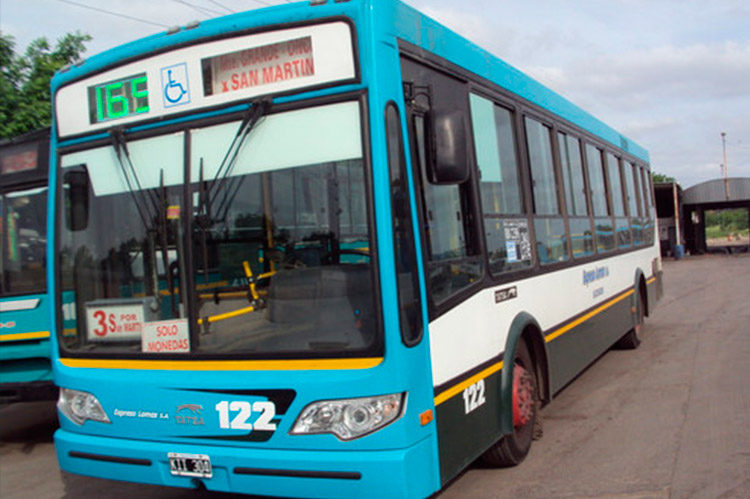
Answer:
[
  {"xmin": 55, "ymin": 428, "xmax": 437, "ymax": 498},
  {"xmin": 0, "ymin": 381, "xmax": 57, "ymax": 404}
]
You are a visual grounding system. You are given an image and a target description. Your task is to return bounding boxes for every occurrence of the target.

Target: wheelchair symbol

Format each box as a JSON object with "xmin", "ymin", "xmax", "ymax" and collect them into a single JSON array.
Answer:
[{"xmin": 164, "ymin": 69, "xmax": 187, "ymax": 104}]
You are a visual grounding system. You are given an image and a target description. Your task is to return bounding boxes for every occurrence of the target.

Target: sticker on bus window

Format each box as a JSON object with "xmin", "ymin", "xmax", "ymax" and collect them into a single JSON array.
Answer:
[
  {"xmin": 142, "ymin": 319, "xmax": 190, "ymax": 353},
  {"xmin": 506, "ymin": 240, "xmax": 518, "ymax": 263},
  {"xmin": 504, "ymin": 219, "xmax": 532, "ymax": 261}
]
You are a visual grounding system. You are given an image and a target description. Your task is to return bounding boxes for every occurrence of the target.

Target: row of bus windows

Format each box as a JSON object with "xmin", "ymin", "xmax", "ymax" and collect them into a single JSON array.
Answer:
[
  {"xmin": 415, "ymin": 90, "xmax": 655, "ymax": 303},
  {"xmin": 469, "ymin": 92, "xmax": 654, "ymax": 273}
]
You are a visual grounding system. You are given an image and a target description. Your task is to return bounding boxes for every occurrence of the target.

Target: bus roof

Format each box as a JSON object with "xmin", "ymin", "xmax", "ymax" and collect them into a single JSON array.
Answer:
[{"xmin": 51, "ymin": 0, "xmax": 648, "ymax": 163}]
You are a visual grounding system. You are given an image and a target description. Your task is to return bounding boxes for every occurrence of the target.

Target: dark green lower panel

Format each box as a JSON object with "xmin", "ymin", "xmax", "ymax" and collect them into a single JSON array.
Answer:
[
  {"xmin": 435, "ymin": 368, "xmax": 504, "ymax": 485},
  {"xmin": 434, "ymin": 285, "xmax": 644, "ymax": 484},
  {"xmin": 647, "ymin": 271, "xmax": 663, "ymax": 314},
  {"xmin": 547, "ymin": 290, "xmax": 634, "ymax": 395}
]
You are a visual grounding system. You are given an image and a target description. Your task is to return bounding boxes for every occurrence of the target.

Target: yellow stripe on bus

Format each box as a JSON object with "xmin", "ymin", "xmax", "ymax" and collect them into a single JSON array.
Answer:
[
  {"xmin": 59, "ymin": 357, "xmax": 384, "ymax": 371},
  {"xmin": 646, "ymin": 276, "xmax": 656, "ymax": 285},
  {"xmin": 433, "ymin": 286, "xmax": 640, "ymax": 406},
  {"xmin": 545, "ymin": 289, "xmax": 635, "ymax": 343},
  {"xmin": 434, "ymin": 360, "xmax": 503, "ymax": 407},
  {"xmin": 0, "ymin": 331, "xmax": 50, "ymax": 342}
]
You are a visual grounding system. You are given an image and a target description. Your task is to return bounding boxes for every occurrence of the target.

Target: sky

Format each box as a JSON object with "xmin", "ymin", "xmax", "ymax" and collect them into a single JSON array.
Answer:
[{"xmin": 1, "ymin": 0, "xmax": 748, "ymax": 188}]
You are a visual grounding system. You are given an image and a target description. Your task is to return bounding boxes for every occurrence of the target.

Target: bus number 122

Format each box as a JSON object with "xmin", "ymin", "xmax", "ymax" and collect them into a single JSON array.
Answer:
[
  {"xmin": 215, "ymin": 401, "xmax": 277, "ymax": 431},
  {"xmin": 462, "ymin": 379, "xmax": 486, "ymax": 414}
]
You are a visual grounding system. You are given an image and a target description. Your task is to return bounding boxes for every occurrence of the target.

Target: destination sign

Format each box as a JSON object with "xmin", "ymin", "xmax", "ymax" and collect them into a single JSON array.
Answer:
[
  {"xmin": 56, "ymin": 22, "xmax": 356, "ymax": 138},
  {"xmin": 204, "ymin": 36, "xmax": 314, "ymax": 96},
  {"xmin": 0, "ymin": 143, "xmax": 38, "ymax": 174}
]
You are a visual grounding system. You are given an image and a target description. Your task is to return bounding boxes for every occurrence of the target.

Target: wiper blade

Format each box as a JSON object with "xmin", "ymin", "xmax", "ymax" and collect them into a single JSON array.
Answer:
[
  {"xmin": 110, "ymin": 130, "xmax": 177, "ymax": 311},
  {"xmin": 110, "ymin": 129, "xmax": 161, "ymax": 229},
  {"xmin": 207, "ymin": 97, "xmax": 270, "ymax": 222}
]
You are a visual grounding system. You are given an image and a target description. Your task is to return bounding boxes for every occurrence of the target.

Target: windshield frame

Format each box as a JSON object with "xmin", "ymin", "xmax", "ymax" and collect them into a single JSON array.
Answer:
[{"xmin": 53, "ymin": 91, "xmax": 383, "ymax": 361}]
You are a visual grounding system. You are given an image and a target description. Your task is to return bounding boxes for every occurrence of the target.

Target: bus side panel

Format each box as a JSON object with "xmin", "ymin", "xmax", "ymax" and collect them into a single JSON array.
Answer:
[
  {"xmin": 647, "ymin": 270, "xmax": 663, "ymax": 315},
  {"xmin": 0, "ymin": 294, "xmax": 55, "ymax": 402},
  {"xmin": 434, "ymin": 367, "xmax": 503, "ymax": 485},
  {"xmin": 546, "ymin": 287, "xmax": 634, "ymax": 395}
]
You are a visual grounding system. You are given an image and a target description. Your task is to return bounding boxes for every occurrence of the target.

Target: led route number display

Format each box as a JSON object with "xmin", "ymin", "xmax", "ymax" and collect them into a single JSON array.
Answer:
[{"xmin": 87, "ymin": 73, "xmax": 149, "ymax": 124}]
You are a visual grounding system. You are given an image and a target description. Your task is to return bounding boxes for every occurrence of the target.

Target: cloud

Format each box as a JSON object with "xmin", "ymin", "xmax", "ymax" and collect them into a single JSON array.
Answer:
[
  {"xmin": 418, "ymin": 6, "xmax": 503, "ymax": 53},
  {"xmin": 529, "ymin": 41, "xmax": 750, "ymax": 108}
]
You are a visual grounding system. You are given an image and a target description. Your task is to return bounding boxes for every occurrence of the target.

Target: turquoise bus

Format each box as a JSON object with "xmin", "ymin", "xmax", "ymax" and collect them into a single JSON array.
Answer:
[
  {"xmin": 51, "ymin": 1, "xmax": 662, "ymax": 497},
  {"xmin": 0, "ymin": 128, "xmax": 58, "ymax": 403}
]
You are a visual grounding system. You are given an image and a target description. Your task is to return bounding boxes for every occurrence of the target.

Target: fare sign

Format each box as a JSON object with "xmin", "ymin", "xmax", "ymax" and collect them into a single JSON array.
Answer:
[
  {"xmin": 85, "ymin": 302, "xmax": 145, "ymax": 342},
  {"xmin": 141, "ymin": 319, "xmax": 190, "ymax": 353},
  {"xmin": 204, "ymin": 37, "xmax": 314, "ymax": 96}
]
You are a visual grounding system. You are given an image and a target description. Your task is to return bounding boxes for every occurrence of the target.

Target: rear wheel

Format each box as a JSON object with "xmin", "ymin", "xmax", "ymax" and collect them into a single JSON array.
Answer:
[
  {"xmin": 615, "ymin": 289, "xmax": 645, "ymax": 350},
  {"xmin": 481, "ymin": 339, "xmax": 538, "ymax": 467}
]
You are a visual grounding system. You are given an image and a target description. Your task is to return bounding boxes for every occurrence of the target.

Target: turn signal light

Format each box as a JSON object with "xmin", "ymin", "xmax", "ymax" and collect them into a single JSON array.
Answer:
[{"xmin": 420, "ymin": 409, "xmax": 433, "ymax": 426}]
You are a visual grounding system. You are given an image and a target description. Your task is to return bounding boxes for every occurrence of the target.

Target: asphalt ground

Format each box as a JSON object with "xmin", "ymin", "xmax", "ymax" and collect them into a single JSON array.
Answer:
[{"xmin": 1, "ymin": 253, "xmax": 748, "ymax": 498}]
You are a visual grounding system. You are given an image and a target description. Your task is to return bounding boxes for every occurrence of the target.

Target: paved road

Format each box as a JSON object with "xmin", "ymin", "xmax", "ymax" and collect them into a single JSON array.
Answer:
[{"xmin": 1, "ymin": 254, "xmax": 748, "ymax": 498}]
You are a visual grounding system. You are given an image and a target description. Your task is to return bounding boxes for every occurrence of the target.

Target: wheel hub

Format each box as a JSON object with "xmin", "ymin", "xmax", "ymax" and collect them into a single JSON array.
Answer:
[{"xmin": 513, "ymin": 364, "xmax": 534, "ymax": 427}]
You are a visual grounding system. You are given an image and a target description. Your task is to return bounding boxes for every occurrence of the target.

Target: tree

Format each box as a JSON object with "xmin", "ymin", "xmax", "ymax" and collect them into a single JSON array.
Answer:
[
  {"xmin": 0, "ymin": 31, "xmax": 91, "ymax": 139},
  {"xmin": 651, "ymin": 172, "xmax": 676, "ymax": 183}
]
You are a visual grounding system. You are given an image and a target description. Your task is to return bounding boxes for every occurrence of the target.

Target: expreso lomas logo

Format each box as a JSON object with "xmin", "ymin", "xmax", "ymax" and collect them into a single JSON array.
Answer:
[{"xmin": 582, "ymin": 266, "xmax": 610, "ymax": 286}]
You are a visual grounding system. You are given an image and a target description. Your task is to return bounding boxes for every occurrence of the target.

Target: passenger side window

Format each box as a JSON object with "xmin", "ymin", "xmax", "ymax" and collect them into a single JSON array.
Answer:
[
  {"xmin": 469, "ymin": 94, "xmax": 531, "ymax": 274},
  {"xmin": 640, "ymin": 166, "xmax": 655, "ymax": 243},
  {"xmin": 585, "ymin": 144, "xmax": 615, "ymax": 252},
  {"xmin": 606, "ymin": 153, "xmax": 630, "ymax": 247},
  {"xmin": 625, "ymin": 162, "xmax": 644, "ymax": 246},
  {"xmin": 525, "ymin": 117, "xmax": 568, "ymax": 264},
  {"xmin": 558, "ymin": 132, "xmax": 594, "ymax": 257}
]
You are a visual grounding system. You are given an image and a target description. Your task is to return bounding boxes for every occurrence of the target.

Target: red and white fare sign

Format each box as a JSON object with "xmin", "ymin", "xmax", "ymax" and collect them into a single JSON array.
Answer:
[
  {"xmin": 142, "ymin": 319, "xmax": 190, "ymax": 353},
  {"xmin": 85, "ymin": 303, "xmax": 144, "ymax": 342}
]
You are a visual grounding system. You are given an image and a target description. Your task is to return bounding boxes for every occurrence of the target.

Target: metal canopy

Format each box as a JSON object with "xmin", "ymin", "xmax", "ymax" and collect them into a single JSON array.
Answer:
[{"xmin": 683, "ymin": 178, "xmax": 750, "ymax": 206}]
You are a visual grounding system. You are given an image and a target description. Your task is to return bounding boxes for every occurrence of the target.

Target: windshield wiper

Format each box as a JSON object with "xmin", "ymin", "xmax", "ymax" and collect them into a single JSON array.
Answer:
[
  {"xmin": 207, "ymin": 97, "xmax": 270, "ymax": 223},
  {"xmin": 110, "ymin": 129, "xmax": 161, "ymax": 228},
  {"xmin": 110, "ymin": 130, "xmax": 178, "ymax": 312}
]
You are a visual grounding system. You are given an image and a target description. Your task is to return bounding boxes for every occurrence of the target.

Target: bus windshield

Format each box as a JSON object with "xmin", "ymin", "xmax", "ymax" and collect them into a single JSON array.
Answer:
[
  {"xmin": 1, "ymin": 186, "xmax": 48, "ymax": 296},
  {"xmin": 58, "ymin": 100, "xmax": 379, "ymax": 358}
]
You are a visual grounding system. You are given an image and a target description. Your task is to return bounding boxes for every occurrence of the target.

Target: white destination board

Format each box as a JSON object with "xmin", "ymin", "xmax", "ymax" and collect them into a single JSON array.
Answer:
[{"xmin": 56, "ymin": 22, "xmax": 356, "ymax": 138}]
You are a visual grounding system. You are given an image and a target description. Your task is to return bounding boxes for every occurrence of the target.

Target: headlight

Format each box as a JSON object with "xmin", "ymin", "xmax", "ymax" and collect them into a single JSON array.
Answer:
[
  {"xmin": 290, "ymin": 393, "xmax": 405, "ymax": 441},
  {"xmin": 58, "ymin": 388, "xmax": 110, "ymax": 425}
]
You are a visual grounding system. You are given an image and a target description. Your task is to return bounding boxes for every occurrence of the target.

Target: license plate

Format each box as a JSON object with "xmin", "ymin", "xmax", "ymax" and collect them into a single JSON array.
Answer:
[{"xmin": 168, "ymin": 452, "xmax": 212, "ymax": 478}]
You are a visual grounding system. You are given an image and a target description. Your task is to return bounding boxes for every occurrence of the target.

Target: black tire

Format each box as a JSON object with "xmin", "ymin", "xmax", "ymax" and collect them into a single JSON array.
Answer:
[
  {"xmin": 481, "ymin": 339, "xmax": 538, "ymax": 467},
  {"xmin": 615, "ymin": 289, "xmax": 644, "ymax": 350}
]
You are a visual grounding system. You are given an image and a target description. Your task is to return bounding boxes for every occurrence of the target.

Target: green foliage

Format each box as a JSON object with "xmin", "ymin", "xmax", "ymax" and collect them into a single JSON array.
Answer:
[
  {"xmin": 705, "ymin": 209, "xmax": 749, "ymax": 239},
  {"xmin": 0, "ymin": 31, "xmax": 91, "ymax": 139},
  {"xmin": 651, "ymin": 172, "xmax": 676, "ymax": 183}
]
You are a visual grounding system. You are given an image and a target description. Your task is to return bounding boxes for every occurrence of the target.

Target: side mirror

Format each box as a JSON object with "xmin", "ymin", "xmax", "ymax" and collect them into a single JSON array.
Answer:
[
  {"xmin": 64, "ymin": 167, "xmax": 90, "ymax": 231},
  {"xmin": 430, "ymin": 110, "xmax": 470, "ymax": 184}
]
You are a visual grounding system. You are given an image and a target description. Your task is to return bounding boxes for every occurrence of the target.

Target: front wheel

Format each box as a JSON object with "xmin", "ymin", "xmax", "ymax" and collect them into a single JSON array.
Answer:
[{"xmin": 481, "ymin": 339, "xmax": 538, "ymax": 467}]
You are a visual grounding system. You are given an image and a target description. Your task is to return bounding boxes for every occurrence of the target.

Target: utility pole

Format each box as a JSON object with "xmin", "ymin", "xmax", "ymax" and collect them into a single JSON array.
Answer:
[{"xmin": 721, "ymin": 132, "xmax": 729, "ymax": 200}]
